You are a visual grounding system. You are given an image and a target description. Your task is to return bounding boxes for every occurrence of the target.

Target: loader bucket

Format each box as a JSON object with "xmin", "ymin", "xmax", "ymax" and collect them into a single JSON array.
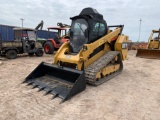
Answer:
[
  {"xmin": 23, "ymin": 62, "xmax": 86, "ymax": 102},
  {"xmin": 136, "ymin": 49, "xmax": 160, "ymax": 59}
]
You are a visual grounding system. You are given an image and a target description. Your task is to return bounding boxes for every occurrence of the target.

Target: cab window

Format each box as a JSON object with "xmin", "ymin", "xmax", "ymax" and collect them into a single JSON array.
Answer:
[
  {"xmin": 93, "ymin": 22, "xmax": 106, "ymax": 36},
  {"xmin": 122, "ymin": 43, "xmax": 128, "ymax": 49}
]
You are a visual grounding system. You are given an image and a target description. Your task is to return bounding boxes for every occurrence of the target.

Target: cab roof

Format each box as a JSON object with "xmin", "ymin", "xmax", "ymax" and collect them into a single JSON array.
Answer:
[
  {"xmin": 13, "ymin": 27, "xmax": 36, "ymax": 31},
  {"xmin": 152, "ymin": 30, "xmax": 160, "ymax": 33},
  {"xmin": 47, "ymin": 27, "xmax": 66, "ymax": 30}
]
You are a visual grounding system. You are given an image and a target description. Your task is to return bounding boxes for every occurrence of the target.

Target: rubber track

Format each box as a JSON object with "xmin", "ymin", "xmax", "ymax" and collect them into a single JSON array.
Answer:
[{"xmin": 85, "ymin": 51, "xmax": 123, "ymax": 85}]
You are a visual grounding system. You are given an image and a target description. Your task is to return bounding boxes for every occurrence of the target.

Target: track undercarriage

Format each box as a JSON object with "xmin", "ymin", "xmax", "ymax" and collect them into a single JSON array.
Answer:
[{"xmin": 85, "ymin": 51, "xmax": 123, "ymax": 85}]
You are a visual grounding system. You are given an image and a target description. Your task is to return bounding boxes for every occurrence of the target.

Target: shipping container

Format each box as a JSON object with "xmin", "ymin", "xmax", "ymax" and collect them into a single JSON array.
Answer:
[
  {"xmin": 0, "ymin": 24, "xmax": 15, "ymax": 41},
  {"xmin": 0, "ymin": 24, "xmax": 57, "ymax": 41},
  {"xmin": 37, "ymin": 30, "xmax": 56, "ymax": 39}
]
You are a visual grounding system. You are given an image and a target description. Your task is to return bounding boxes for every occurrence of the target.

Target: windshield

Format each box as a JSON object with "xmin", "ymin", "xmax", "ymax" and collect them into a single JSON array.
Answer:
[
  {"xmin": 27, "ymin": 31, "xmax": 36, "ymax": 41},
  {"xmin": 152, "ymin": 32, "xmax": 160, "ymax": 40},
  {"xmin": 70, "ymin": 19, "xmax": 88, "ymax": 53},
  {"xmin": 48, "ymin": 29, "xmax": 67, "ymax": 38}
]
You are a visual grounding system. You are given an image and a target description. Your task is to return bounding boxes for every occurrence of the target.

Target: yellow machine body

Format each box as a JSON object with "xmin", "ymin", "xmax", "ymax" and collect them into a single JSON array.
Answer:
[
  {"xmin": 54, "ymin": 27, "xmax": 128, "ymax": 70},
  {"xmin": 136, "ymin": 29, "xmax": 160, "ymax": 59},
  {"xmin": 23, "ymin": 8, "xmax": 129, "ymax": 102}
]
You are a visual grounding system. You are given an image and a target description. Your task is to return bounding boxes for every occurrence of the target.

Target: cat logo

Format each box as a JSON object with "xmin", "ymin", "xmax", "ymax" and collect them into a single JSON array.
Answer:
[
  {"xmin": 66, "ymin": 55, "xmax": 71, "ymax": 59},
  {"xmin": 99, "ymin": 39, "xmax": 106, "ymax": 46}
]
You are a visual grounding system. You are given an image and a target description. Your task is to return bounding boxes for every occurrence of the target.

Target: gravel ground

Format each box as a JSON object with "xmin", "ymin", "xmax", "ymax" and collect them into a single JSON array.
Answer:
[{"xmin": 0, "ymin": 50, "xmax": 160, "ymax": 120}]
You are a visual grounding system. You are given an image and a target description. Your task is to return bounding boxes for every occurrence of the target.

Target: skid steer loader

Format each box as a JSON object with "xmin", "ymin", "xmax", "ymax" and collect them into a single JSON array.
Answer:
[
  {"xmin": 23, "ymin": 7, "xmax": 129, "ymax": 102},
  {"xmin": 136, "ymin": 29, "xmax": 160, "ymax": 59}
]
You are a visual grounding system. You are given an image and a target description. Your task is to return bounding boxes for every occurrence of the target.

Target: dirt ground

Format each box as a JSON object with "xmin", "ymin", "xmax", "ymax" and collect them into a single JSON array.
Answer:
[{"xmin": 0, "ymin": 50, "xmax": 160, "ymax": 120}]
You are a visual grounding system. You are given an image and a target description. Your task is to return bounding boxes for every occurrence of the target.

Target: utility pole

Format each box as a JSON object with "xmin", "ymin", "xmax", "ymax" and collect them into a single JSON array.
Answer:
[
  {"xmin": 20, "ymin": 18, "xmax": 25, "ymax": 28},
  {"xmin": 138, "ymin": 19, "xmax": 142, "ymax": 42}
]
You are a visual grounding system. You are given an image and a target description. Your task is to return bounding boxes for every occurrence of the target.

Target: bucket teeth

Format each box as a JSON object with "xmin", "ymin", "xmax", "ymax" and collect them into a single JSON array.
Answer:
[
  {"xmin": 24, "ymin": 78, "xmax": 71, "ymax": 100},
  {"xmin": 27, "ymin": 81, "xmax": 34, "ymax": 86},
  {"xmin": 51, "ymin": 86, "xmax": 69, "ymax": 99},
  {"xmin": 43, "ymin": 87, "xmax": 52, "ymax": 95},
  {"xmin": 51, "ymin": 94, "xmax": 58, "ymax": 99},
  {"xmin": 23, "ymin": 62, "xmax": 86, "ymax": 102},
  {"xmin": 32, "ymin": 82, "xmax": 39, "ymax": 88},
  {"xmin": 59, "ymin": 90, "xmax": 69, "ymax": 99},
  {"xmin": 32, "ymin": 85, "xmax": 38, "ymax": 89},
  {"xmin": 44, "ymin": 91, "xmax": 50, "ymax": 95},
  {"xmin": 37, "ymin": 88, "xmax": 43, "ymax": 92},
  {"xmin": 37, "ymin": 84, "xmax": 46, "ymax": 90}
]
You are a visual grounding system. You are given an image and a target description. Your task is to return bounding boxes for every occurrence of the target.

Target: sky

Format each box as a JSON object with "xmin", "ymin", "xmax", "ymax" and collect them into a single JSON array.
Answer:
[{"xmin": 0, "ymin": 0, "xmax": 160, "ymax": 42}]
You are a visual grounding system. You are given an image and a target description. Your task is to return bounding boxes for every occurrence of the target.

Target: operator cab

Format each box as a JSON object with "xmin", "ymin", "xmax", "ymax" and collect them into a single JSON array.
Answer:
[
  {"xmin": 14, "ymin": 28, "xmax": 36, "ymax": 41},
  {"xmin": 47, "ymin": 27, "xmax": 68, "ymax": 44},
  {"xmin": 69, "ymin": 7, "xmax": 108, "ymax": 53},
  {"xmin": 13, "ymin": 28, "xmax": 37, "ymax": 51},
  {"xmin": 152, "ymin": 30, "xmax": 160, "ymax": 41}
]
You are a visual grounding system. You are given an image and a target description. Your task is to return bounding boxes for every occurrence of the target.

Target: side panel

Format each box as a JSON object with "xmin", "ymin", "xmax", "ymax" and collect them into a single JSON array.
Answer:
[
  {"xmin": 148, "ymin": 41, "xmax": 160, "ymax": 49},
  {"xmin": 115, "ymin": 35, "xmax": 129, "ymax": 60},
  {"xmin": 2, "ymin": 41, "xmax": 22, "ymax": 48},
  {"xmin": 0, "ymin": 41, "xmax": 22, "ymax": 54}
]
